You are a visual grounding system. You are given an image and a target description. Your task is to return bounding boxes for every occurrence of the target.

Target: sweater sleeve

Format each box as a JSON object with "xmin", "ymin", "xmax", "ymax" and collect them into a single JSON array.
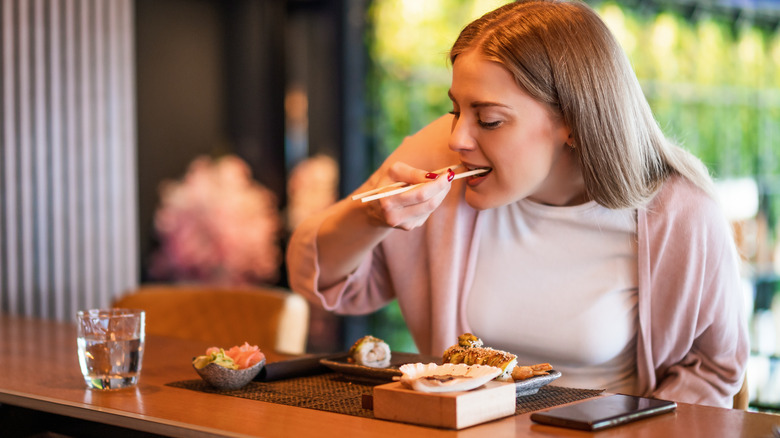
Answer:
[
  {"xmin": 285, "ymin": 206, "xmax": 396, "ymax": 316},
  {"xmin": 642, "ymin": 176, "xmax": 749, "ymax": 408}
]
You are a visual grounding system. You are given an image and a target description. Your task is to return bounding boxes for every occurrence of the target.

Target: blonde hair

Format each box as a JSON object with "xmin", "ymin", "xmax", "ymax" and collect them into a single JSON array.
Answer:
[{"xmin": 450, "ymin": 0, "xmax": 713, "ymax": 209}]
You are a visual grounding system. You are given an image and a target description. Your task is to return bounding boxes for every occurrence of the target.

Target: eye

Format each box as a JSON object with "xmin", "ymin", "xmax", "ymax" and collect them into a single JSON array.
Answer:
[
  {"xmin": 478, "ymin": 119, "xmax": 502, "ymax": 129},
  {"xmin": 448, "ymin": 110, "xmax": 460, "ymax": 119}
]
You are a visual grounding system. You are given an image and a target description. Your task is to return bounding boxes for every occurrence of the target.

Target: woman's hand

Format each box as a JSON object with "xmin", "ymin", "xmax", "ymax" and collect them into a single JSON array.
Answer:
[{"xmin": 365, "ymin": 161, "xmax": 454, "ymax": 231}]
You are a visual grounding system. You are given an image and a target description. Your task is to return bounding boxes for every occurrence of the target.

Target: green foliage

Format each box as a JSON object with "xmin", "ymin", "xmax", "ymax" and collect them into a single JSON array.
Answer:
[{"xmin": 367, "ymin": 300, "xmax": 418, "ymax": 353}]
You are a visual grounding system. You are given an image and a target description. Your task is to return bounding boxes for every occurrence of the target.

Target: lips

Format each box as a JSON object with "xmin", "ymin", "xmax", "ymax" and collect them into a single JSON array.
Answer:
[{"xmin": 463, "ymin": 165, "xmax": 492, "ymax": 186}]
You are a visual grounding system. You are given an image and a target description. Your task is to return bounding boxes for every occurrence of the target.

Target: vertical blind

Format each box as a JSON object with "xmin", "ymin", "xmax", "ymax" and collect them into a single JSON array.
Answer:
[{"xmin": 1, "ymin": 0, "xmax": 138, "ymax": 321}]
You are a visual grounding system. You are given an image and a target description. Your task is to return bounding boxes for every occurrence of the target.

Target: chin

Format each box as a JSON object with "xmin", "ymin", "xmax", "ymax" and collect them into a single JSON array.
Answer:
[{"xmin": 464, "ymin": 190, "xmax": 497, "ymax": 211}]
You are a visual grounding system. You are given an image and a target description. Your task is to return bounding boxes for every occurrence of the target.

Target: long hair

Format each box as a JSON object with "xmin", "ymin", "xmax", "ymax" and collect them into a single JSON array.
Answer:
[{"xmin": 450, "ymin": 0, "xmax": 713, "ymax": 209}]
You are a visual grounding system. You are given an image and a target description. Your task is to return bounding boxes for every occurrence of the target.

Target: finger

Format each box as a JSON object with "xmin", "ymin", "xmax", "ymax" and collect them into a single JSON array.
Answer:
[
  {"xmin": 379, "ymin": 171, "xmax": 451, "ymax": 213},
  {"xmin": 387, "ymin": 161, "xmax": 440, "ymax": 185},
  {"xmin": 354, "ymin": 162, "xmax": 438, "ymax": 201},
  {"xmin": 392, "ymin": 171, "xmax": 451, "ymax": 206},
  {"xmin": 378, "ymin": 179, "xmax": 451, "ymax": 230}
]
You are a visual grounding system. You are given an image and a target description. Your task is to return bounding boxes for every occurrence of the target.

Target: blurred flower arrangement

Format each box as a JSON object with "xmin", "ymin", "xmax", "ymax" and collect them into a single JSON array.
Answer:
[
  {"xmin": 285, "ymin": 154, "xmax": 339, "ymax": 231},
  {"xmin": 148, "ymin": 155, "xmax": 282, "ymax": 286}
]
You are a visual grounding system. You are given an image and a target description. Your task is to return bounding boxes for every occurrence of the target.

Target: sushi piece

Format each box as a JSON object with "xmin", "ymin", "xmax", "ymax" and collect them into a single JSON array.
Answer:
[
  {"xmin": 455, "ymin": 332, "xmax": 484, "ymax": 348},
  {"xmin": 349, "ymin": 335, "xmax": 391, "ymax": 368},
  {"xmin": 511, "ymin": 362, "xmax": 554, "ymax": 380}
]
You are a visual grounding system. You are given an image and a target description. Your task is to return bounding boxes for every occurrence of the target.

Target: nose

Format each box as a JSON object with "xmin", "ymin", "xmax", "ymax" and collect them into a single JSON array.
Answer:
[{"xmin": 448, "ymin": 116, "xmax": 477, "ymax": 153}]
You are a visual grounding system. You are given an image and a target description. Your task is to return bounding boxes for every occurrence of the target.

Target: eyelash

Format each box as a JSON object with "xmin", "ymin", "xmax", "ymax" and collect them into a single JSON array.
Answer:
[
  {"xmin": 479, "ymin": 120, "xmax": 501, "ymax": 129},
  {"xmin": 449, "ymin": 111, "xmax": 502, "ymax": 129}
]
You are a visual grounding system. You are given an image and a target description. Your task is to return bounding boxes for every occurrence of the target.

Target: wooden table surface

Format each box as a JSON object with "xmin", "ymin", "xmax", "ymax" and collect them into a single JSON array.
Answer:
[{"xmin": 1, "ymin": 314, "xmax": 778, "ymax": 437}]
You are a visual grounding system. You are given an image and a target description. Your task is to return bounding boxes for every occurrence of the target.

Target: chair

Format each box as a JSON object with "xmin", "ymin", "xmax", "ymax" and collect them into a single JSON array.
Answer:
[
  {"xmin": 733, "ymin": 374, "xmax": 749, "ymax": 410},
  {"xmin": 113, "ymin": 284, "xmax": 310, "ymax": 355}
]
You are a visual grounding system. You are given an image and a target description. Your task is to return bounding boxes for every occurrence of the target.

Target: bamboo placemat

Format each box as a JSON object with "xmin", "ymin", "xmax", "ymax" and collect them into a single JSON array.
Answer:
[{"xmin": 167, "ymin": 373, "xmax": 604, "ymax": 419}]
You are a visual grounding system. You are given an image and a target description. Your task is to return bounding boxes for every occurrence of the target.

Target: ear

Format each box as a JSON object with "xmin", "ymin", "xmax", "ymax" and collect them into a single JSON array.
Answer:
[{"xmin": 562, "ymin": 126, "xmax": 574, "ymax": 147}]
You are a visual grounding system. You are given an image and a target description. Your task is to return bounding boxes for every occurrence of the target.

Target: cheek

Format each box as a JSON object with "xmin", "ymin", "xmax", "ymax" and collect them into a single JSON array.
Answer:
[
  {"xmin": 487, "ymin": 141, "xmax": 559, "ymax": 199},
  {"xmin": 492, "ymin": 138, "xmax": 554, "ymax": 182}
]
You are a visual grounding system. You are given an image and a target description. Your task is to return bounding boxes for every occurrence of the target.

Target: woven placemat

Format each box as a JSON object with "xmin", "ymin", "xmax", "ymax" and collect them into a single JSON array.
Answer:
[{"xmin": 167, "ymin": 373, "xmax": 603, "ymax": 419}]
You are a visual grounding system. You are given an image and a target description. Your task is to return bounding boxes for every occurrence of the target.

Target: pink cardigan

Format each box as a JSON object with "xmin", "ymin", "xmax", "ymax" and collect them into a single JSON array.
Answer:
[{"xmin": 287, "ymin": 146, "xmax": 748, "ymax": 410}]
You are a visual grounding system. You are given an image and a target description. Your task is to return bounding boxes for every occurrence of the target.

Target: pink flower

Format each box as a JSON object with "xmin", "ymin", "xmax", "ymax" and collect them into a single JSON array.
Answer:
[{"xmin": 149, "ymin": 155, "xmax": 282, "ymax": 285}]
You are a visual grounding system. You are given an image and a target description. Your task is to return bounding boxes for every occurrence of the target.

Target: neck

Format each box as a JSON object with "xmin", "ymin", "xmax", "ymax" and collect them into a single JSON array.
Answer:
[{"xmin": 528, "ymin": 149, "xmax": 588, "ymax": 207}]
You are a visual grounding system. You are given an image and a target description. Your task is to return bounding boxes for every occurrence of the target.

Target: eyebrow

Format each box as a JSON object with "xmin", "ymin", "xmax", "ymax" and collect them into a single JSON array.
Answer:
[{"xmin": 447, "ymin": 89, "xmax": 512, "ymax": 109}]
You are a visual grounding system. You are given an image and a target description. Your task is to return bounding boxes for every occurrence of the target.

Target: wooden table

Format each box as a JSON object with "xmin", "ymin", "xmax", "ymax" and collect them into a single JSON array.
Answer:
[{"xmin": 1, "ymin": 314, "xmax": 778, "ymax": 437}]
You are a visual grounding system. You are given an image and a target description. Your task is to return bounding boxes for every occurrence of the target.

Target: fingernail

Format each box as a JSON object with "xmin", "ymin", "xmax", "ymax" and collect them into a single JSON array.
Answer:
[
  {"xmin": 425, "ymin": 172, "xmax": 439, "ymax": 180},
  {"xmin": 447, "ymin": 168, "xmax": 455, "ymax": 182}
]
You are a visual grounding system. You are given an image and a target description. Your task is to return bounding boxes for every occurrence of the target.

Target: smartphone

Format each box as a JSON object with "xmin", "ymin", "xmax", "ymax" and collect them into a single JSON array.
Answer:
[{"xmin": 530, "ymin": 394, "xmax": 677, "ymax": 431}]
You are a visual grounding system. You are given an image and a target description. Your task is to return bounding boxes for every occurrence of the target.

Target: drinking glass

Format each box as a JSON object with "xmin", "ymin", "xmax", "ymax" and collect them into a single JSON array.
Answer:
[{"xmin": 77, "ymin": 308, "xmax": 145, "ymax": 390}]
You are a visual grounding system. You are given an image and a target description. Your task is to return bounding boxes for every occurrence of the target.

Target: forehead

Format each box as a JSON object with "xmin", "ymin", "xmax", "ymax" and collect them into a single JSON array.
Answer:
[
  {"xmin": 450, "ymin": 50, "xmax": 544, "ymax": 113},
  {"xmin": 450, "ymin": 51, "xmax": 517, "ymax": 96}
]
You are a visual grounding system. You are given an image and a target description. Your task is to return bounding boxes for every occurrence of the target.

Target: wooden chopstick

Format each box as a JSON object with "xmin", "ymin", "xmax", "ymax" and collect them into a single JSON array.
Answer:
[
  {"xmin": 351, "ymin": 164, "xmax": 463, "ymax": 201},
  {"xmin": 358, "ymin": 167, "xmax": 490, "ymax": 203}
]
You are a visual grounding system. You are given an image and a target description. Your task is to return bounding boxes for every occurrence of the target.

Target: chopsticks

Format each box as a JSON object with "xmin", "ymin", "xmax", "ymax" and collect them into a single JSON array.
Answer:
[
  {"xmin": 353, "ymin": 164, "xmax": 490, "ymax": 203},
  {"xmin": 351, "ymin": 164, "xmax": 461, "ymax": 201}
]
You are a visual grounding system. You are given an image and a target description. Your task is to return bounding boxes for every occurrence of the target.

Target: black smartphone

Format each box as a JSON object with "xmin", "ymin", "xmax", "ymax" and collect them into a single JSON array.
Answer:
[{"xmin": 530, "ymin": 394, "xmax": 677, "ymax": 431}]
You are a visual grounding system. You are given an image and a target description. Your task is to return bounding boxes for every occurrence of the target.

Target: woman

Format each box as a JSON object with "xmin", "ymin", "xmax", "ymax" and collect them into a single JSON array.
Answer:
[{"xmin": 287, "ymin": 0, "xmax": 747, "ymax": 408}]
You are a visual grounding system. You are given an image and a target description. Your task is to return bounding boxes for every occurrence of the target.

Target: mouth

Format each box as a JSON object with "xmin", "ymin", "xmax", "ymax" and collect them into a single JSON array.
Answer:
[
  {"xmin": 464, "ymin": 164, "xmax": 492, "ymax": 176},
  {"xmin": 462, "ymin": 164, "xmax": 492, "ymax": 185}
]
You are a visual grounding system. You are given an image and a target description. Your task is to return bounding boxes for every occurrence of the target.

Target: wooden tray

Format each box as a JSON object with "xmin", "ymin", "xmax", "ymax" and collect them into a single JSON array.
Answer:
[{"xmin": 373, "ymin": 381, "xmax": 516, "ymax": 430}]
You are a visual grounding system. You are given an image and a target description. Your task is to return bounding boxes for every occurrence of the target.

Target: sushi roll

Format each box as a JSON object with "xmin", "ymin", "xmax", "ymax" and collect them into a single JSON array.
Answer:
[
  {"xmin": 442, "ymin": 333, "xmax": 553, "ymax": 381},
  {"xmin": 442, "ymin": 333, "xmax": 517, "ymax": 380},
  {"xmin": 349, "ymin": 335, "xmax": 391, "ymax": 368}
]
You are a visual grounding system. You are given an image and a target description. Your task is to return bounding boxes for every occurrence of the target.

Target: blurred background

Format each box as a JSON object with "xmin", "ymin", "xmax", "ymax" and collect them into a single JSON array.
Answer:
[{"xmin": 1, "ymin": 0, "xmax": 779, "ymax": 411}]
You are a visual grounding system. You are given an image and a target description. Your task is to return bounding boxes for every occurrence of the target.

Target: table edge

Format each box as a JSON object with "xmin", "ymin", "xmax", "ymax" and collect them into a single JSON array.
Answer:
[{"xmin": 0, "ymin": 389, "xmax": 250, "ymax": 438}]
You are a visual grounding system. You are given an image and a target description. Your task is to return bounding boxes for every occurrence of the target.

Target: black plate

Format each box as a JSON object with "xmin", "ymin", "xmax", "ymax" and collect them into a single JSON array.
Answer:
[
  {"xmin": 514, "ymin": 370, "xmax": 562, "ymax": 396},
  {"xmin": 319, "ymin": 352, "xmax": 440, "ymax": 381},
  {"xmin": 320, "ymin": 352, "xmax": 561, "ymax": 396}
]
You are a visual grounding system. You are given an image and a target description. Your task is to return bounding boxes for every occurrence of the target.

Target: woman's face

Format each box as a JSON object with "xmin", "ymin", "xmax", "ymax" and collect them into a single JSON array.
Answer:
[{"xmin": 448, "ymin": 50, "xmax": 582, "ymax": 210}]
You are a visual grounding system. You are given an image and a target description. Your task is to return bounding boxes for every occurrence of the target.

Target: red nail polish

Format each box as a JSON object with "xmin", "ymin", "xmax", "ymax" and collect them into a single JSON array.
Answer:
[
  {"xmin": 447, "ymin": 168, "xmax": 455, "ymax": 182},
  {"xmin": 425, "ymin": 172, "xmax": 438, "ymax": 180}
]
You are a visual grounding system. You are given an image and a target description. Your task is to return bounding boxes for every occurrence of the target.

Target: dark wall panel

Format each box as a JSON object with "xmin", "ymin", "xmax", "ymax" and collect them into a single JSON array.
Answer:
[{"xmin": 135, "ymin": 0, "xmax": 227, "ymax": 278}]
